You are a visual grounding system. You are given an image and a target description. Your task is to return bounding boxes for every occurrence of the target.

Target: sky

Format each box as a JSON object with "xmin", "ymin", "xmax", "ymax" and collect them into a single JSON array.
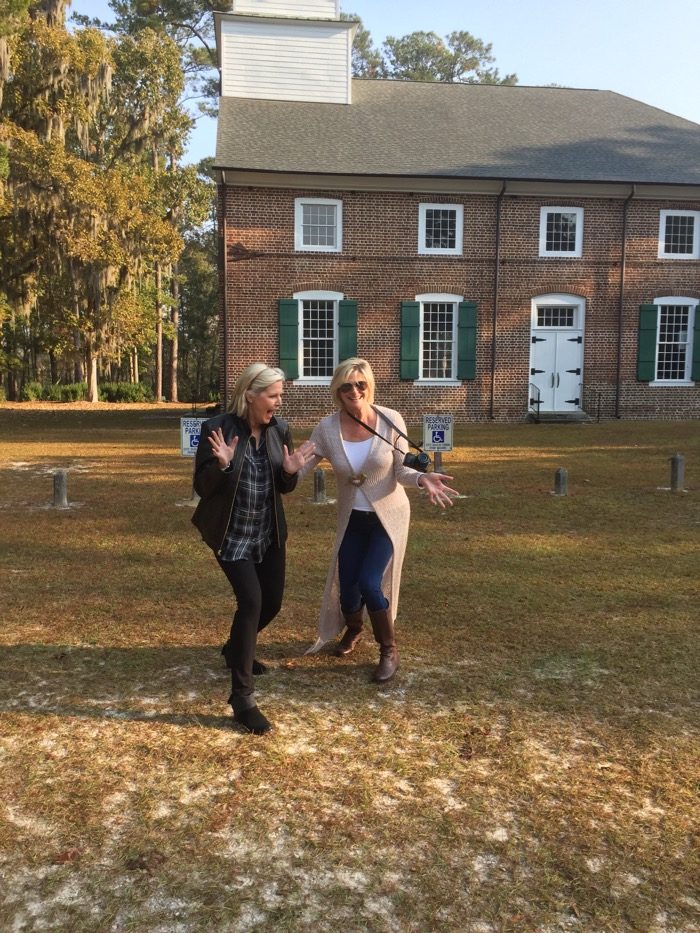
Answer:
[{"xmin": 69, "ymin": 0, "xmax": 700, "ymax": 166}]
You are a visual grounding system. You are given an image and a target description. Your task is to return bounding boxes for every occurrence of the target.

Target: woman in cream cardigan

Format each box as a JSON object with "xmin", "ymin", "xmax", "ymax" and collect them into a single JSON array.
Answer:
[{"xmin": 303, "ymin": 358, "xmax": 458, "ymax": 682}]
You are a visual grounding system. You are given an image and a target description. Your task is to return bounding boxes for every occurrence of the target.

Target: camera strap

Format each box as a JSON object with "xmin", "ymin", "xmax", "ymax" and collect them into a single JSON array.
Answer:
[{"xmin": 343, "ymin": 406, "xmax": 427, "ymax": 456}]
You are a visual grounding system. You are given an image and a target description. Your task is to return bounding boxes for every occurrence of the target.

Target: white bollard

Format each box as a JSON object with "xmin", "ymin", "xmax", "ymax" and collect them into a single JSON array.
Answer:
[
  {"xmin": 53, "ymin": 469, "xmax": 69, "ymax": 508},
  {"xmin": 670, "ymin": 453, "xmax": 685, "ymax": 493},
  {"xmin": 313, "ymin": 468, "xmax": 327, "ymax": 504},
  {"xmin": 553, "ymin": 468, "xmax": 568, "ymax": 497}
]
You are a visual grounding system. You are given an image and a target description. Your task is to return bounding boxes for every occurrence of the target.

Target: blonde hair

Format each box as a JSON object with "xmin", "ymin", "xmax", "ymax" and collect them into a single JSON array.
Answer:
[
  {"xmin": 229, "ymin": 363, "xmax": 285, "ymax": 418},
  {"xmin": 329, "ymin": 357, "xmax": 376, "ymax": 409}
]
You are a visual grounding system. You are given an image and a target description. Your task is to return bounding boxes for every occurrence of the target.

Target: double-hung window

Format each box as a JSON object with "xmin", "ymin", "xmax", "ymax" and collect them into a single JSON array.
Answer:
[
  {"xmin": 658, "ymin": 211, "xmax": 700, "ymax": 259},
  {"xmin": 418, "ymin": 204, "xmax": 463, "ymax": 256},
  {"xmin": 400, "ymin": 294, "xmax": 477, "ymax": 383},
  {"xmin": 539, "ymin": 206, "xmax": 583, "ymax": 257},
  {"xmin": 278, "ymin": 291, "xmax": 357, "ymax": 381},
  {"xmin": 300, "ymin": 294, "xmax": 337, "ymax": 379},
  {"xmin": 638, "ymin": 297, "xmax": 699, "ymax": 384},
  {"xmin": 294, "ymin": 198, "xmax": 342, "ymax": 252},
  {"xmin": 419, "ymin": 296, "xmax": 459, "ymax": 381}
]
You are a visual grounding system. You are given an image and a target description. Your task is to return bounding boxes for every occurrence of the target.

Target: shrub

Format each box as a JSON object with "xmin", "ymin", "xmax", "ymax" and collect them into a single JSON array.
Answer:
[
  {"xmin": 19, "ymin": 382, "xmax": 88, "ymax": 402},
  {"xmin": 20, "ymin": 381, "xmax": 44, "ymax": 401},
  {"xmin": 58, "ymin": 383, "xmax": 87, "ymax": 402},
  {"xmin": 43, "ymin": 384, "xmax": 63, "ymax": 402},
  {"xmin": 99, "ymin": 382, "xmax": 154, "ymax": 403}
]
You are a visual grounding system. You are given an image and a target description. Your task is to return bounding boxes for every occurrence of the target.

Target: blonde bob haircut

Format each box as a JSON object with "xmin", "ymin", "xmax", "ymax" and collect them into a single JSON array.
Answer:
[
  {"xmin": 330, "ymin": 357, "xmax": 376, "ymax": 409},
  {"xmin": 229, "ymin": 363, "xmax": 285, "ymax": 418}
]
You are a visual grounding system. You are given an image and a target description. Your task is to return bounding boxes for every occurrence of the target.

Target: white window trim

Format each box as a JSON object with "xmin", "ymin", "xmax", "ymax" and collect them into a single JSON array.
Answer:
[
  {"xmin": 531, "ymin": 293, "xmax": 584, "ymax": 330},
  {"xmin": 538, "ymin": 206, "xmax": 584, "ymax": 258},
  {"xmin": 415, "ymin": 292, "xmax": 462, "ymax": 384},
  {"xmin": 294, "ymin": 198, "xmax": 343, "ymax": 253},
  {"xmin": 292, "ymin": 289, "xmax": 344, "ymax": 384},
  {"xmin": 658, "ymin": 211, "xmax": 700, "ymax": 260},
  {"xmin": 418, "ymin": 203, "xmax": 464, "ymax": 256},
  {"xmin": 649, "ymin": 295, "xmax": 697, "ymax": 386}
]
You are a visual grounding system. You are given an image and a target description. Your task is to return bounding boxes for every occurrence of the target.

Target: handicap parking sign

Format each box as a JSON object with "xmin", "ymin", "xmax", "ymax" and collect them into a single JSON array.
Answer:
[
  {"xmin": 181, "ymin": 418, "xmax": 207, "ymax": 457},
  {"xmin": 423, "ymin": 415, "xmax": 453, "ymax": 452}
]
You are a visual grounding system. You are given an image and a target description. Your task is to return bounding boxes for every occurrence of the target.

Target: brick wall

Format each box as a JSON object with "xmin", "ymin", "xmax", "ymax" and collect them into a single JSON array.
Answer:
[{"xmin": 219, "ymin": 185, "xmax": 700, "ymax": 424}]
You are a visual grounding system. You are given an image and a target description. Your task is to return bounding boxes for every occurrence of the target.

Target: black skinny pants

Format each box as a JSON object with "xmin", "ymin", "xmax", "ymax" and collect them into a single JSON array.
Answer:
[{"xmin": 216, "ymin": 543, "xmax": 285, "ymax": 711}]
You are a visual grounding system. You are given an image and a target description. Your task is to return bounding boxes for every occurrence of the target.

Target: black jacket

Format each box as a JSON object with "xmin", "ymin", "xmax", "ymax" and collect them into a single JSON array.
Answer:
[{"xmin": 191, "ymin": 412, "xmax": 298, "ymax": 556}]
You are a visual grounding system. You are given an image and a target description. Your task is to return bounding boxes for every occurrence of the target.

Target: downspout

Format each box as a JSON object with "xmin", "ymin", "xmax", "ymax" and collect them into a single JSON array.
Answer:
[
  {"xmin": 220, "ymin": 171, "xmax": 229, "ymax": 411},
  {"xmin": 615, "ymin": 184, "xmax": 635, "ymax": 419},
  {"xmin": 489, "ymin": 182, "xmax": 507, "ymax": 420}
]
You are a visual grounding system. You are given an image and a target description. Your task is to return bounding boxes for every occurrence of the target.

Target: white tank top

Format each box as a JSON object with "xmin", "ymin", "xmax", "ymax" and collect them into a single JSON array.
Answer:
[{"xmin": 342, "ymin": 437, "xmax": 374, "ymax": 511}]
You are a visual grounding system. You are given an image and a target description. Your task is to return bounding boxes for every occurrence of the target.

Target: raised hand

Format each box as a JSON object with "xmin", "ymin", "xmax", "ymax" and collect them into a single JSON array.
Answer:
[
  {"xmin": 420, "ymin": 471, "xmax": 460, "ymax": 508},
  {"xmin": 283, "ymin": 439, "xmax": 316, "ymax": 475},
  {"xmin": 208, "ymin": 428, "xmax": 239, "ymax": 470}
]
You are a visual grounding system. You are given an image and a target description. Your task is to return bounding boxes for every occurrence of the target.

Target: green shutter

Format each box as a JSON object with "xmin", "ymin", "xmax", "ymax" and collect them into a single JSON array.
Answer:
[
  {"xmin": 457, "ymin": 301, "xmax": 478, "ymax": 380},
  {"xmin": 338, "ymin": 300, "xmax": 358, "ymax": 362},
  {"xmin": 400, "ymin": 301, "xmax": 420, "ymax": 380},
  {"xmin": 278, "ymin": 299, "xmax": 299, "ymax": 380},
  {"xmin": 692, "ymin": 306, "xmax": 700, "ymax": 382},
  {"xmin": 637, "ymin": 304, "xmax": 658, "ymax": 382}
]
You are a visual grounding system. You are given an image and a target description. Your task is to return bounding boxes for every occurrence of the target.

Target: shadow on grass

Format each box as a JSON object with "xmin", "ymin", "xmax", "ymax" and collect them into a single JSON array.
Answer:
[
  {"xmin": 0, "ymin": 641, "xmax": 386, "ymax": 726},
  {"xmin": 1, "ymin": 636, "xmax": 697, "ymax": 742}
]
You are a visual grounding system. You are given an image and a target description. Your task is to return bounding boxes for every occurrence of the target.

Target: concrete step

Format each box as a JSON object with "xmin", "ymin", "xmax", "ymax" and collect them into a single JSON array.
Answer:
[{"xmin": 527, "ymin": 411, "xmax": 591, "ymax": 424}]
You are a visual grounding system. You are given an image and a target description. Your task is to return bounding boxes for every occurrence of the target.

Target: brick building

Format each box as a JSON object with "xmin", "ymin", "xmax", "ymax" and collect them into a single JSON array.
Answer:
[{"xmin": 213, "ymin": 0, "xmax": 700, "ymax": 422}]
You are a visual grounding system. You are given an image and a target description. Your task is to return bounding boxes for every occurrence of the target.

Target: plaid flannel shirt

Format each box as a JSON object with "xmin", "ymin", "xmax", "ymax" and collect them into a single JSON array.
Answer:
[{"xmin": 219, "ymin": 432, "xmax": 274, "ymax": 563}]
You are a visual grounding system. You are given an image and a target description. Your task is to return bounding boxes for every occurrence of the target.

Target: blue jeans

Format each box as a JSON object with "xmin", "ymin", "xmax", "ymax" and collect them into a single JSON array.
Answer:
[{"xmin": 338, "ymin": 510, "xmax": 393, "ymax": 614}]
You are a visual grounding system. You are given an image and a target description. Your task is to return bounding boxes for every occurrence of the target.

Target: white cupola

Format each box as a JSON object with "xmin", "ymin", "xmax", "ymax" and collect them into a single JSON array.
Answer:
[
  {"xmin": 230, "ymin": 1, "xmax": 340, "ymax": 17},
  {"xmin": 216, "ymin": 0, "xmax": 356, "ymax": 104}
]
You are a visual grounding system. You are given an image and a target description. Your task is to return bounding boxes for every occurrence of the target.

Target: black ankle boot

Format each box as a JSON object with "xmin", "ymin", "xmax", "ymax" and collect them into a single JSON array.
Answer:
[{"xmin": 233, "ymin": 706, "xmax": 272, "ymax": 735}]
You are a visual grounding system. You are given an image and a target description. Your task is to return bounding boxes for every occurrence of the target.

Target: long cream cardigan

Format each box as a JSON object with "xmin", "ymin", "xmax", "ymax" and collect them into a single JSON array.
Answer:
[{"xmin": 301, "ymin": 405, "xmax": 423, "ymax": 652}]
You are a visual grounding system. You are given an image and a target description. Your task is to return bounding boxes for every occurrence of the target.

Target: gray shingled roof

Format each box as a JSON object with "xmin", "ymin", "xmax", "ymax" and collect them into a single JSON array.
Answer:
[{"xmin": 215, "ymin": 80, "xmax": 700, "ymax": 185}]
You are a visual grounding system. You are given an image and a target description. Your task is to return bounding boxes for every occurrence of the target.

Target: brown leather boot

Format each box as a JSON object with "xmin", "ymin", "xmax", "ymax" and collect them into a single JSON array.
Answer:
[
  {"xmin": 368, "ymin": 608, "xmax": 399, "ymax": 683},
  {"xmin": 334, "ymin": 608, "xmax": 365, "ymax": 656}
]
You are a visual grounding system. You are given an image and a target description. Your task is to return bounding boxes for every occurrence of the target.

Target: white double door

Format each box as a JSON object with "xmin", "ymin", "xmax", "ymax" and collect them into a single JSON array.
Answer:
[{"xmin": 529, "ymin": 330, "xmax": 584, "ymax": 413}]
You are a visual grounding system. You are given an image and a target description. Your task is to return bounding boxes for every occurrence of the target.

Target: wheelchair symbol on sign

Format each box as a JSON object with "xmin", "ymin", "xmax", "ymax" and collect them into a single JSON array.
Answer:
[{"xmin": 431, "ymin": 431, "xmax": 445, "ymax": 444}]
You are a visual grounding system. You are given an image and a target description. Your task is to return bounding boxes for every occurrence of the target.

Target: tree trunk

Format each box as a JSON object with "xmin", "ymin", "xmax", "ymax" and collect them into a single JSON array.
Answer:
[
  {"xmin": 169, "ymin": 264, "xmax": 179, "ymax": 402},
  {"xmin": 86, "ymin": 341, "xmax": 99, "ymax": 403},
  {"xmin": 73, "ymin": 328, "xmax": 83, "ymax": 383},
  {"xmin": 155, "ymin": 262, "xmax": 163, "ymax": 402},
  {"xmin": 3, "ymin": 317, "xmax": 19, "ymax": 400},
  {"xmin": 30, "ymin": 336, "xmax": 38, "ymax": 382}
]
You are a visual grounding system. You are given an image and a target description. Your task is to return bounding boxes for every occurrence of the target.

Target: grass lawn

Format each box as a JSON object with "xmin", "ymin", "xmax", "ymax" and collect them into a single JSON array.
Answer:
[{"xmin": 0, "ymin": 404, "xmax": 698, "ymax": 932}]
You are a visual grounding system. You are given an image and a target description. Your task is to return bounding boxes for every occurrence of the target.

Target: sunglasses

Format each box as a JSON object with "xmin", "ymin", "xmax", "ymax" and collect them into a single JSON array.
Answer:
[{"xmin": 339, "ymin": 380, "xmax": 368, "ymax": 393}]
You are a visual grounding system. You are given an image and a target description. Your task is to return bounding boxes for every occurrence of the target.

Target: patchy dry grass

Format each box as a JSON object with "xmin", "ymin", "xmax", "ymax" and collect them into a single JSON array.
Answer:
[{"xmin": 0, "ymin": 405, "xmax": 698, "ymax": 932}]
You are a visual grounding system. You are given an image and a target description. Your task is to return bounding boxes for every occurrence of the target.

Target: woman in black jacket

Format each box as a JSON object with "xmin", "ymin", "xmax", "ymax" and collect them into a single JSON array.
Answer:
[{"xmin": 192, "ymin": 363, "xmax": 315, "ymax": 734}]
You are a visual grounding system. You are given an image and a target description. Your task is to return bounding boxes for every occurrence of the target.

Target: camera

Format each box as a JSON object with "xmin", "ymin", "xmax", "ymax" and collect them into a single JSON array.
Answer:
[{"xmin": 403, "ymin": 451, "xmax": 432, "ymax": 473}]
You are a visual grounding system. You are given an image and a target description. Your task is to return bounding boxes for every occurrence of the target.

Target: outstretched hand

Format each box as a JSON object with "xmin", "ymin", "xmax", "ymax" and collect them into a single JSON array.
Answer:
[
  {"xmin": 208, "ymin": 428, "xmax": 239, "ymax": 470},
  {"xmin": 420, "ymin": 471, "xmax": 460, "ymax": 508},
  {"xmin": 283, "ymin": 439, "xmax": 316, "ymax": 475}
]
